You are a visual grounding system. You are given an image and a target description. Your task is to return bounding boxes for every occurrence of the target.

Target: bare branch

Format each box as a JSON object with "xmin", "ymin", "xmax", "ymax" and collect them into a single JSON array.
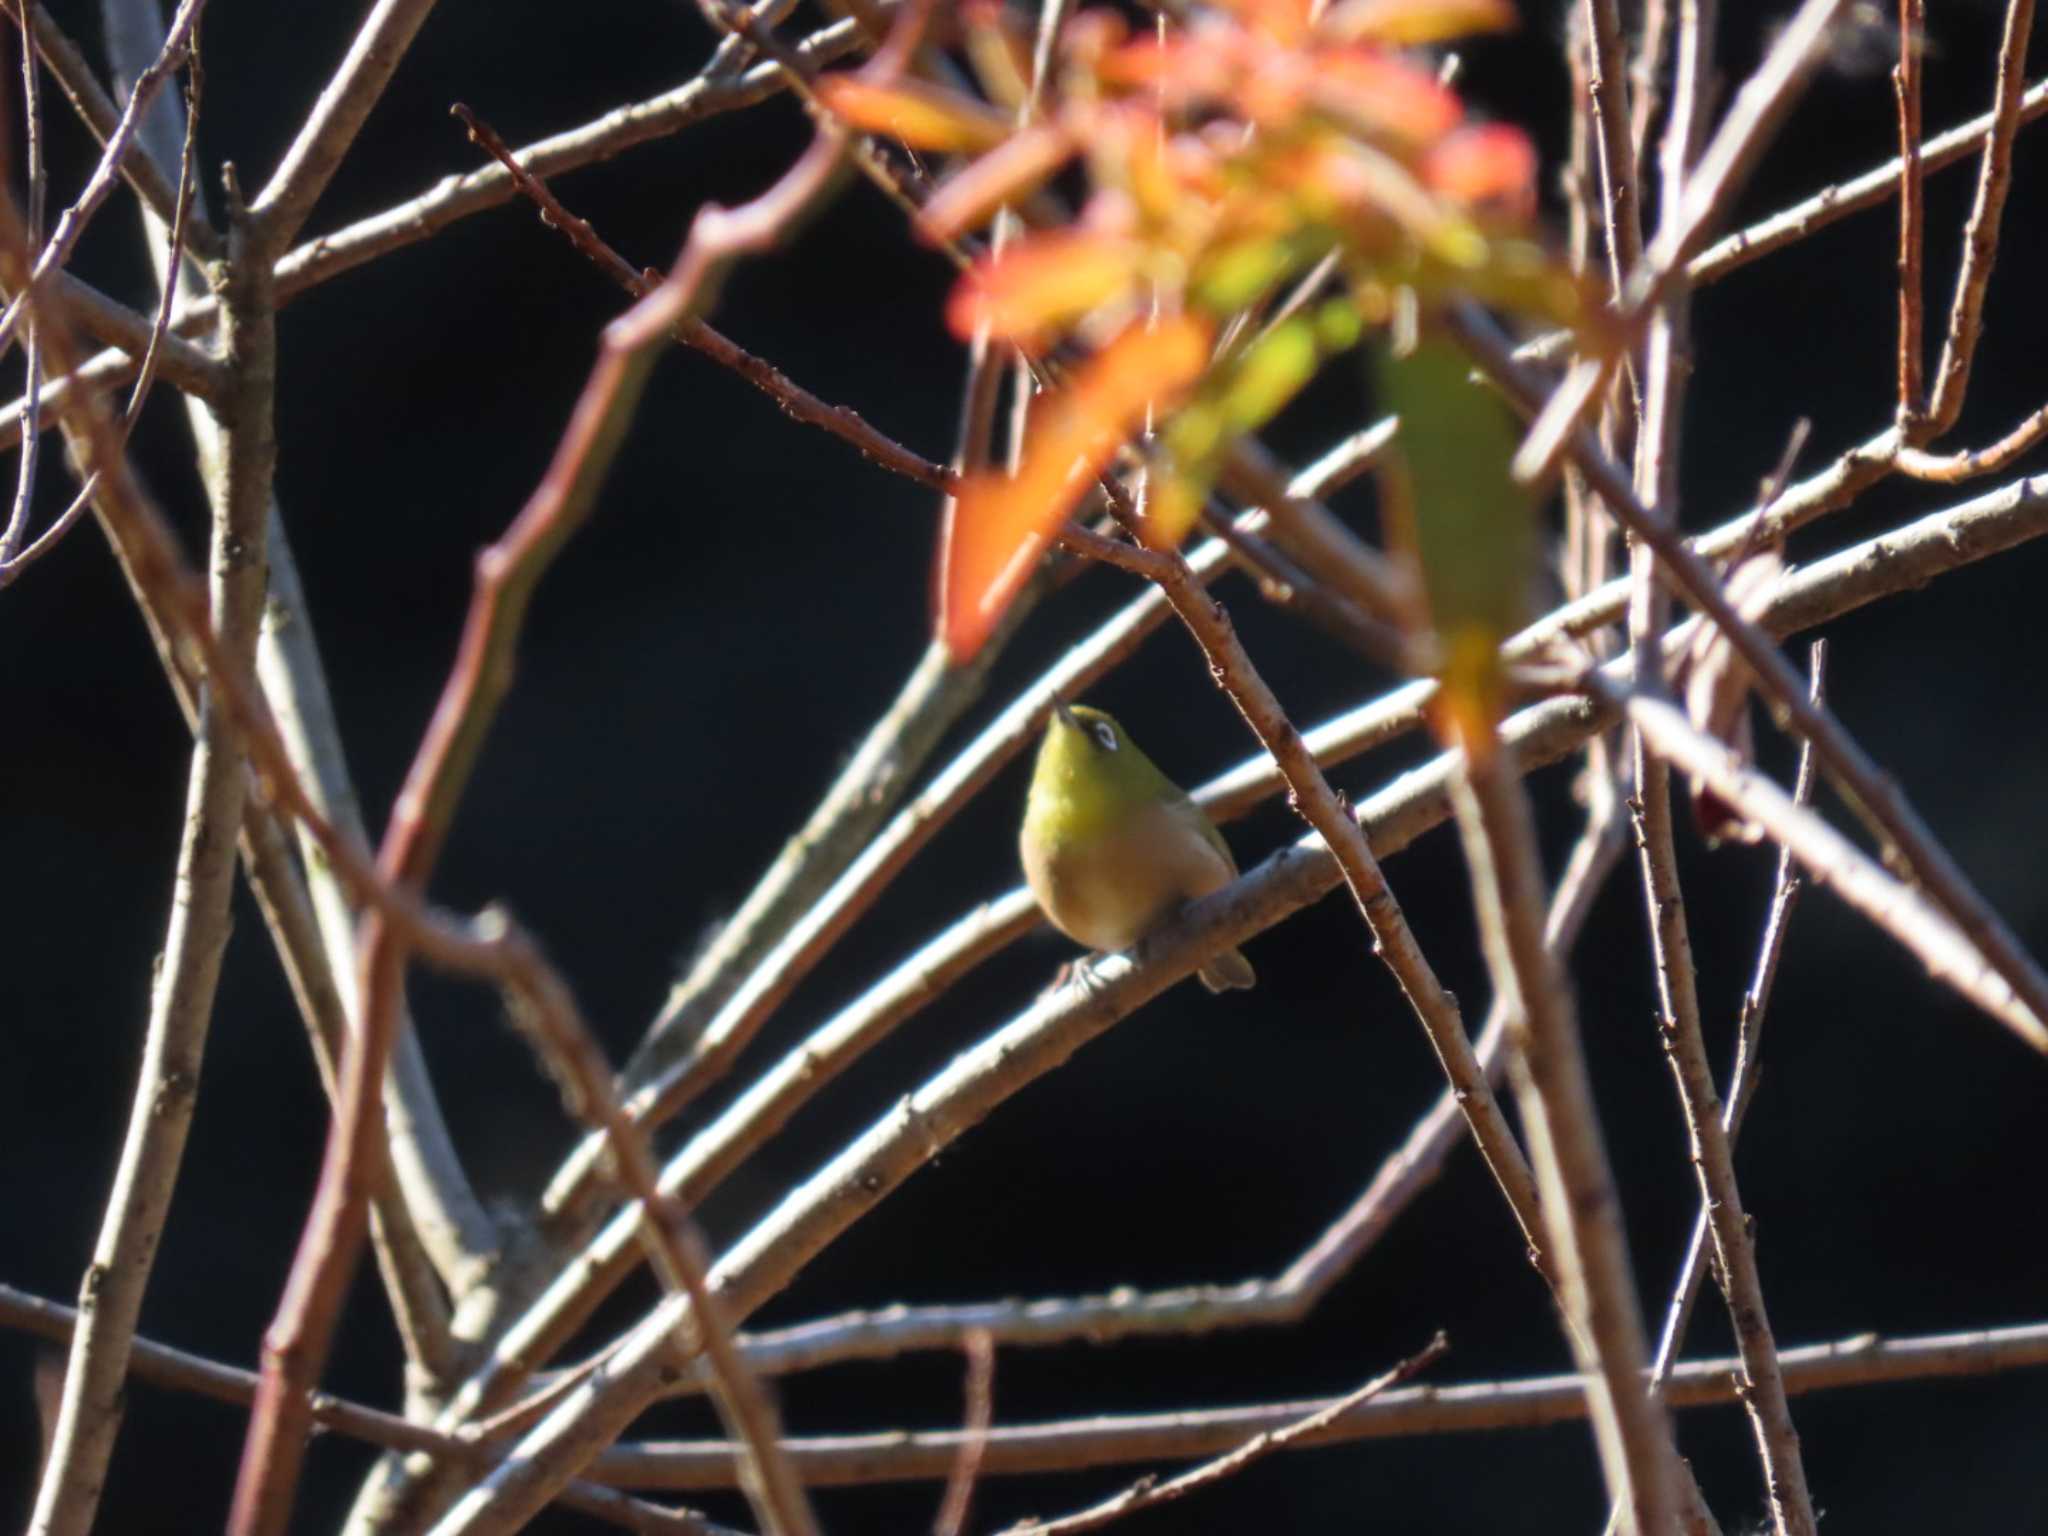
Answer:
[
  {"xmin": 0, "ymin": 0, "xmax": 207, "ymax": 362},
  {"xmin": 592, "ymin": 1321, "xmax": 2048, "ymax": 1490},
  {"xmin": 1582, "ymin": 0, "xmax": 1645, "ymax": 297},
  {"xmin": 247, "ymin": 0, "xmax": 443, "ymax": 251},
  {"xmin": 1650, "ymin": 646, "xmax": 1825, "ymax": 1382},
  {"xmin": 1515, "ymin": 0, "xmax": 1851, "ymax": 481},
  {"xmin": 994, "ymin": 1336, "xmax": 1448, "ymax": 1536},
  {"xmin": 489, "ymin": 914, "xmax": 821, "ymax": 1536},
  {"xmin": 1452, "ymin": 752, "xmax": 1681, "ymax": 1536},
  {"xmin": 453, "ymin": 466, "xmax": 2048, "ymax": 1433},
  {"xmin": 1459, "ymin": 304, "xmax": 2048, "ymax": 1051},
  {"xmin": 931, "ymin": 1330, "xmax": 995, "ymax": 1536},
  {"xmin": 1605, "ymin": 682, "xmax": 2045, "ymax": 1050},
  {"xmin": 1923, "ymin": 0, "xmax": 2038, "ymax": 433},
  {"xmin": 0, "ymin": 1285, "xmax": 746, "ymax": 1536},
  {"xmin": 26, "ymin": 185, "xmax": 273, "ymax": 1536},
  {"xmin": 0, "ymin": 0, "xmax": 220, "ymax": 257},
  {"xmin": 1893, "ymin": 0, "xmax": 1926, "ymax": 425}
]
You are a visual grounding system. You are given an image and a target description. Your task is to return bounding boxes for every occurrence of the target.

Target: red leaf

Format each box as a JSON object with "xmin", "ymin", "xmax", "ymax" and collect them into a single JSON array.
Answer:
[
  {"xmin": 938, "ymin": 315, "xmax": 1214, "ymax": 659},
  {"xmin": 1421, "ymin": 123, "xmax": 1538, "ymax": 217},
  {"xmin": 944, "ymin": 231, "xmax": 1144, "ymax": 346},
  {"xmin": 1307, "ymin": 47, "xmax": 1464, "ymax": 145}
]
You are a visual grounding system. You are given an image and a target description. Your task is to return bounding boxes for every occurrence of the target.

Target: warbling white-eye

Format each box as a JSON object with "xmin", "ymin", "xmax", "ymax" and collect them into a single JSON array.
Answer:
[{"xmin": 1020, "ymin": 701, "xmax": 1256, "ymax": 993}]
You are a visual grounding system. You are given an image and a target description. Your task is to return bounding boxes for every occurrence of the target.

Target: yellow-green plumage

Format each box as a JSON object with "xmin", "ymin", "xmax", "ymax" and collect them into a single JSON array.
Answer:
[{"xmin": 1020, "ymin": 703, "xmax": 1255, "ymax": 993}]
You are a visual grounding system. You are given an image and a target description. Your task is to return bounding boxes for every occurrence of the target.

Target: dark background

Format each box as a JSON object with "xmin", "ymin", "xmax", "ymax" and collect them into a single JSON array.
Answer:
[{"xmin": 5, "ymin": 1, "xmax": 2047, "ymax": 1531}]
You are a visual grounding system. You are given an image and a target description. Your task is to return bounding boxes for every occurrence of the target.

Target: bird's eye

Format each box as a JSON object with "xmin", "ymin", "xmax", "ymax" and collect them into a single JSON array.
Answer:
[{"xmin": 1093, "ymin": 722, "xmax": 1119, "ymax": 752}]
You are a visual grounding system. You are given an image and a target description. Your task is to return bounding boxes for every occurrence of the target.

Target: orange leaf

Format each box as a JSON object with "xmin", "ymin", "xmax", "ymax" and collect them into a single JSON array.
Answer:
[
  {"xmin": 815, "ymin": 76, "xmax": 1011, "ymax": 153},
  {"xmin": 1320, "ymin": 0, "xmax": 1518, "ymax": 45},
  {"xmin": 1421, "ymin": 123, "xmax": 1538, "ymax": 217},
  {"xmin": 944, "ymin": 231, "xmax": 1144, "ymax": 346},
  {"xmin": 1307, "ymin": 47, "xmax": 1464, "ymax": 145},
  {"xmin": 920, "ymin": 125, "xmax": 1077, "ymax": 242},
  {"xmin": 1209, "ymin": 0, "xmax": 1315, "ymax": 44},
  {"xmin": 938, "ymin": 315, "xmax": 1214, "ymax": 659}
]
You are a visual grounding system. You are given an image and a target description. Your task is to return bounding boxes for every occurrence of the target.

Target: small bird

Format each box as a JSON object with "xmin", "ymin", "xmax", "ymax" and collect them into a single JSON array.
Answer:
[{"xmin": 1020, "ymin": 701, "xmax": 1256, "ymax": 992}]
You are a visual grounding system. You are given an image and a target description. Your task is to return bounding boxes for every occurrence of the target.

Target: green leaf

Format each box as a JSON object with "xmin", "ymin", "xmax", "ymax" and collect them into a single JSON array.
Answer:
[{"xmin": 1374, "ymin": 333, "xmax": 1539, "ymax": 755}]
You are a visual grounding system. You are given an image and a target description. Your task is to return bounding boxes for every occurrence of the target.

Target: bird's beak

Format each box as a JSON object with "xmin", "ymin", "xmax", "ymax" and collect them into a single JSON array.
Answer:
[{"xmin": 1051, "ymin": 698, "xmax": 1081, "ymax": 733}]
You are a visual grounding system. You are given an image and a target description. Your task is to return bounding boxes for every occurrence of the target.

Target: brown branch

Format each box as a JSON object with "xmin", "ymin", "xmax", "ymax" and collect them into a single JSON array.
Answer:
[
  {"xmin": 454, "ymin": 465, "xmax": 2048, "ymax": 1435},
  {"xmin": 931, "ymin": 1330, "xmax": 995, "ymax": 1536},
  {"xmin": 1458, "ymin": 303, "xmax": 2048, "ymax": 1051},
  {"xmin": 0, "ymin": 1285, "xmax": 746, "ymax": 1536},
  {"xmin": 3, "ymin": 0, "xmax": 46, "ymax": 568},
  {"xmin": 1061, "ymin": 526, "xmax": 1558, "ymax": 1300},
  {"xmin": 226, "ymin": 14, "xmax": 921, "ymax": 1525},
  {"xmin": 1582, "ymin": 0, "xmax": 1646, "ymax": 299},
  {"xmin": 993, "ymin": 1336, "xmax": 1449, "ymax": 1536},
  {"xmin": 0, "ymin": 0, "xmax": 206, "ymax": 361},
  {"xmin": 1452, "ymin": 751, "xmax": 1681, "ymax": 1536},
  {"xmin": 1650, "ymin": 646, "xmax": 1824, "ymax": 1382},
  {"xmin": 1895, "ymin": 400, "xmax": 2048, "ymax": 483},
  {"xmin": 1, "ymin": 51, "xmax": 200, "ymax": 586},
  {"xmin": 0, "ymin": 0, "xmax": 220, "ymax": 258},
  {"xmin": 1923, "ymin": 0, "xmax": 2037, "ymax": 434},
  {"xmin": 452, "ymin": 102, "xmax": 953, "ymax": 494},
  {"xmin": 1602, "ymin": 681, "xmax": 2045, "ymax": 1050},
  {"xmin": 1690, "ymin": 76, "xmax": 2048, "ymax": 288},
  {"xmin": 367, "ymin": 457, "xmax": 2048, "ymax": 1521},
  {"xmin": 1515, "ymin": 0, "xmax": 1850, "ymax": 481},
  {"xmin": 1630, "ymin": 731, "xmax": 1819, "ymax": 1536},
  {"xmin": 1894, "ymin": 0, "xmax": 1926, "ymax": 425},
  {"xmin": 488, "ymin": 913, "xmax": 821, "ymax": 1536},
  {"xmin": 246, "ymin": 0, "xmax": 443, "ymax": 251},
  {"xmin": 25, "ymin": 188, "xmax": 273, "ymax": 1536},
  {"xmin": 593, "ymin": 1321, "xmax": 2048, "ymax": 1490}
]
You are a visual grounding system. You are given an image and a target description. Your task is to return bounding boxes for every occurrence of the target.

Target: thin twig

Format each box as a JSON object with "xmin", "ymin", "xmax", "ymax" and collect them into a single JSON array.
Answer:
[
  {"xmin": 1600, "ymin": 680, "xmax": 2042, "ymax": 1048},
  {"xmin": 590, "ymin": 1321, "xmax": 2048, "ymax": 1490},
  {"xmin": 360, "ymin": 473, "xmax": 2048, "ymax": 1525},
  {"xmin": 0, "ymin": 0, "xmax": 207, "ymax": 362},
  {"xmin": 993, "ymin": 1336, "xmax": 1449, "ymax": 1535},
  {"xmin": 1452, "ymin": 751, "xmax": 1681, "ymax": 1536},
  {"xmin": 1061, "ymin": 525, "xmax": 1558, "ymax": 1301},
  {"xmin": 1630, "ymin": 718, "xmax": 1818, "ymax": 1536},
  {"xmin": 246, "ymin": 0, "xmax": 443, "ymax": 251},
  {"xmin": 0, "ymin": 0, "xmax": 221, "ymax": 257},
  {"xmin": 1689, "ymin": 76, "xmax": 2048, "ymax": 289},
  {"xmin": 1894, "ymin": 0, "xmax": 1926, "ymax": 426},
  {"xmin": 487, "ymin": 912, "xmax": 821, "ymax": 1536},
  {"xmin": 1895, "ymin": 400, "xmax": 2048, "ymax": 482},
  {"xmin": 1514, "ymin": 0, "xmax": 1850, "ymax": 481},
  {"xmin": 3, "ymin": 0, "xmax": 47, "ymax": 566},
  {"xmin": 1, "ymin": 38, "xmax": 199, "ymax": 587},
  {"xmin": 227, "ymin": 16, "xmax": 928, "ymax": 1528},
  {"xmin": 1458, "ymin": 303, "xmax": 2048, "ymax": 1052},
  {"xmin": 0, "ymin": 1285, "xmax": 746, "ymax": 1536},
  {"xmin": 26, "ymin": 186, "xmax": 274, "ymax": 1536},
  {"xmin": 1583, "ymin": 0, "xmax": 1646, "ymax": 302},
  {"xmin": 453, "ymin": 466, "xmax": 2048, "ymax": 1431},
  {"xmin": 1923, "ymin": 0, "xmax": 2037, "ymax": 433},
  {"xmin": 930, "ymin": 1329, "xmax": 995, "ymax": 1536},
  {"xmin": 1651, "ymin": 645, "xmax": 1825, "ymax": 1382}
]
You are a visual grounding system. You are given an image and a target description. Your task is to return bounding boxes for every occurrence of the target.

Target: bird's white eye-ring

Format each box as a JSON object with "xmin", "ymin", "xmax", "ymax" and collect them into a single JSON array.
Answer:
[{"xmin": 1093, "ymin": 722, "xmax": 1119, "ymax": 752}]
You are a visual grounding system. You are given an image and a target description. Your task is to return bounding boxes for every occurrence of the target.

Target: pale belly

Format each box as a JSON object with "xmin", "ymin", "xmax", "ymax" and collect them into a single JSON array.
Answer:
[{"xmin": 1022, "ymin": 802, "xmax": 1236, "ymax": 953}]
